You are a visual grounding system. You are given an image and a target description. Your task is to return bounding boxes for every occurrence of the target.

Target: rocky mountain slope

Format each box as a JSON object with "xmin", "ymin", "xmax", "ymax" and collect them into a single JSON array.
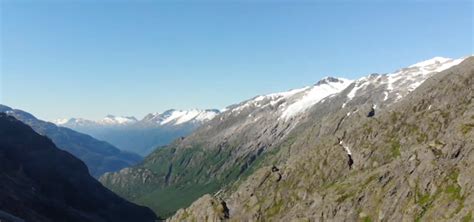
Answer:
[
  {"xmin": 0, "ymin": 113, "xmax": 157, "ymax": 222},
  {"xmin": 0, "ymin": 105, "xmax": 142, "ymax": 178},
  {"xmin": 100, "ymin": 56, "xmax": 469, "ymax": 218},
  {"xmin": 57, "ymin": 109, "xmax": 220, "ymax": 156},
  {"xmin": 167, "ymin": 56, "xmax": 474, "ymax": 221}
]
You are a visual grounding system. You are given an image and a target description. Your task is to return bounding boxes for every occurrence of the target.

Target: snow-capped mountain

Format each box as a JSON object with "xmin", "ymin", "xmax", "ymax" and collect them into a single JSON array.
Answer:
[
  {"xmin": 101, "ymin": 115, "xmax": 138, "ymax": 125},
  {"xmin": 340, "ymin": 56, "xmax": 466, "ymax": 109},
  {"xmin": 200, "ymin": 56, "xmax": 467, "ymax": 148},
  {"xmin": 56, "ymin": 109, "xmax": 220, "ymax": 156},
  {"xmin": 222, "ymin": 57, "xmax": 464, "ymax": 122},
  {"xmin": 222, "ymin": 76, "xmax": 352, "ymax": 121},
  {"xmin": 55, "ymin": 115, "xmax": 138, "ymax": 127},
  {"xmin": 0, "ymin": 104, "xmax": 142, "ymax": 178},
  {"xmin": 142, "ymin": 109, "xmax": 220, "ymax": 126},
  {"xmin": 100, "ymin": 56, "xmax": 472, "ymax": 218},
  {"xmin": 57, "ymin": 110, "xmax": 218, "ymax": 128}
]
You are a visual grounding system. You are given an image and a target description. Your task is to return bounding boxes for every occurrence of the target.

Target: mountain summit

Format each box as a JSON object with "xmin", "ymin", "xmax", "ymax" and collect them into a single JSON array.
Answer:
[
  {"xmin": 167, "ymin": 56, "xmax": 474, "ymax": 222},
  {"xmin": 56, "ymin": 109, "xmax": 220, "ymax": 155},
  {"xmin": 100, "ymin": 56, "xmax": 472, "ymax": 219}
]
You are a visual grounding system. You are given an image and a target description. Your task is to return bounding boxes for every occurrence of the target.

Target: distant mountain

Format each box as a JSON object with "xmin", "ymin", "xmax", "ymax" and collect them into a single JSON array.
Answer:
[
  {"xmin": 100, "ymin": 56, "xmax": 471, "ymax": 218},
  {"xmin": 56, "ymin": 115, "xmax": 138, "ymax": 127},
  {"xmin": 56, "ymin": 109, "xmax": 220, "ymax": 156},
  {"xmin": 0, "ymin": 105, "xmax": 142, "ymax": 178},
  {"xmin": 0, "ymin": 113, "xmax": 157, "ymax": 222}
]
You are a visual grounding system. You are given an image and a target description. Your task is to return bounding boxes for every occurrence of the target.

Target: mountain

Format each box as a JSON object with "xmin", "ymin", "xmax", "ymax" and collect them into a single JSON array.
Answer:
[
  {"xmin": 167, "ymin": 56, "xmax": 474, "ymax": 221},
  {"xmin": 141, "ymin": 109, "xmax": 220, "ymax": 126},
  {"xmin": 0, "ymin": 113, "xmax": 157, "ymax": 221},
  {"xmin": 98, "ymin": 76, "xmax": 353, "ymax": 217},
  {"xmin": 0, "ymin": 105, "xmax": 142, "ymax": 178},
  {"xmin": 99, "ymin": 56, "xmax": 471, "ymax": 219},
  {"xmin": 56, "ymin": 109, "xmax": 220, "ymax": 156},
  {"xmin": 56, "ymin": 115, "xmax": 138, "ymax": 127}
]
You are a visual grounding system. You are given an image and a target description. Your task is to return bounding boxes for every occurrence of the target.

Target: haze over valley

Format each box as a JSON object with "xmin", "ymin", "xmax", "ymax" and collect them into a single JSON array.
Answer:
[{"xmin": 0, "ymin": 1, "xmax": 472, "ymax": 221}]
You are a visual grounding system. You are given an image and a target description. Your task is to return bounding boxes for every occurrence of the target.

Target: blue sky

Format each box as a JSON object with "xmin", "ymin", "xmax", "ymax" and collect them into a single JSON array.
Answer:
[{"xmin": 1, "ymin": 0, "xmax": 472, "ymax": 121}]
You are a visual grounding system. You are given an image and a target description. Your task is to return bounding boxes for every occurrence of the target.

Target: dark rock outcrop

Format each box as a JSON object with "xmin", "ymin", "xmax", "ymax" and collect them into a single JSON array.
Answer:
[
  {"xmin": 0, "ymin": 113, "xmax": 157, "ymax": 222},
  {"xmin": 0, "ymin": 105, "xmax": 142, "ymax": 177}
]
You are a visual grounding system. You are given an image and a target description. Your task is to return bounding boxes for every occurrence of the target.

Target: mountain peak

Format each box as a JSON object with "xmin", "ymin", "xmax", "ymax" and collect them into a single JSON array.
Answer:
[
  {"xmin": 101, "ymin": 115, "xmax": 138, "ymax": 125},
  {"xmin": 408, "ymin": 56, "xmax": 452, "ymax": 68},
  {"xmin": 315, "ymin": 76, "xmax": 346, "ymax": 86}
]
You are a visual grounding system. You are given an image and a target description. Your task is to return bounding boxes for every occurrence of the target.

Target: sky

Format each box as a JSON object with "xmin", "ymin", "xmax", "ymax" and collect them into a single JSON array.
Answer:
[{"xmin": 1, "ymin": 0, "xmax": 472, "ymax": 121}]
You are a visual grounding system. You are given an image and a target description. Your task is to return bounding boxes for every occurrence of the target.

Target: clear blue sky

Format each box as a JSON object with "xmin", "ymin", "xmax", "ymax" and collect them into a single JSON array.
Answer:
[{"xmin": 1, "ymin": 0, "xmax": 472, "ymax": 121}]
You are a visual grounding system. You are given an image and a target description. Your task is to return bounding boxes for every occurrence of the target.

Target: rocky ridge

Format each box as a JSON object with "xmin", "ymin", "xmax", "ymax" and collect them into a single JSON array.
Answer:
[
  {"xmin": 100, "ymin": 56, "xmax": 470, "ymax": 219},
  {"xmin": 167, "ymin": 57, "xmax": 474, "ymax": 221},
  {"xmin": 0, "ymin": 105, "xmax": 142, "ymax": 178},
  {"xmin": 0, "ymin": 113, "xmax": 157, "ymax": 222}
]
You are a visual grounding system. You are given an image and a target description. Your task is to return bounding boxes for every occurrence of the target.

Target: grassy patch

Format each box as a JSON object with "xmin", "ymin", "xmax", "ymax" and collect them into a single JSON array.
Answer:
[
  {"xmin": 390, "ymin": 139, "xmax": 401, "ymax": 158},
  {"xmin": 460, "ymin": 123, "xmax": 474, "ymax": 135},
  {"xmin": 336, "ymin": 190, "xmax": 357, "ymax": 203},
  {"xmin": 414, "ymin": 185, "xmax": 441, "ymax": 221},
  {"xmin": 362, "ymin": 216, "xmax": 372, "ymax": 222},
  {"xmin": 462, "ymin": 212, "xmax": 472, "ymax": 222},
  {"xmin": 363, "ymin": 122, "xmax": 373, "ymax": 134},
  {"xmin": 445, "ymin": 184, "xmax": 462, "ymax": 200},
  {"xmin": 266, "ymin": 199, "xmax": 283, "ymax": 217}
]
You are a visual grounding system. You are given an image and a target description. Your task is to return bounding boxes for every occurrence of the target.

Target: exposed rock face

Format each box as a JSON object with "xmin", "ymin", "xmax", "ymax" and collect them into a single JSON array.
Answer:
[
  {"xmin": 167, "ymin": 57, "xmax": 474, "ymax": 221},
  {"xmin": 0, "ymin": 105, "xmax": 142, "ymax": 178},
  {"xmin": 100, "ymin": 77, "xmax": 353, "ymax": 217},
  {"xmin": 0, "ymin": 113, "xmax": 157, "ymax": 222},
  {"xmin": 100, "ymin": 56, "xmax": 470, "ymax": 219},
  {"xmin": 167, "ymin": 194, "xmax": 229, "ymax": 222}
]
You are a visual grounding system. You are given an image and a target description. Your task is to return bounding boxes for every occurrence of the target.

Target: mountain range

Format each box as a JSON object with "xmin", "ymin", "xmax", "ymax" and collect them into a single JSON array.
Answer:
[
  {"xmin": 167, "ymin": 56, "xmax": 474, "ymax": 221},
  {"xmin": 99, "ymin": 56, "xmax": 473, "ymax": 220},
  {"xmin": 0, "ymin": 105, "xmax": 142, "ymax": 178},
  {"xmin": 56, "ymin": 109, "xmax": 220, "ymax": 156},
  {"xmin": 0, "ymin": 113, "xmax": 157, "ymax": 222}
]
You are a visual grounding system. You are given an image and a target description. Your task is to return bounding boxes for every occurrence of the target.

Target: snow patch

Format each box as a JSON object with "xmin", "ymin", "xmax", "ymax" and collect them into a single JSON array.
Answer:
[
  {"xmin": 159, "ymin": 109, "xmax": 218, "ymax": 125},
  {"xmin": 339, "ymin": 140, "xmax": 352, "ymax": 155},
  {"xmin": 383, "ymin": 91, "xmax": 389, "ymax": 101},
  {"xmin": 101, "ymin": 115, "xmax": 138, "ymax": 125},
  {"xmin": 281, "ymin": 78, "xmax": 352, "ymax": 119}
]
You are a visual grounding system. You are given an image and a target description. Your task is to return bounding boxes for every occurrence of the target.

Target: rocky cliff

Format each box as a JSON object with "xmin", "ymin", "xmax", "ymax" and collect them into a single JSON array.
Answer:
[
  {"xmin": 167, "ymin": 57, "xmax": 474, "ymax": 221},
  {"xmin": 100, "ymin": 56, "xmax": 471, "ymax": 219}
]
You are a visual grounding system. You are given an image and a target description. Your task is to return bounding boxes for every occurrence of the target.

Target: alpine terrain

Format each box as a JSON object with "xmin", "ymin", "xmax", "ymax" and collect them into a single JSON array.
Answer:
[
  {"xmin": 56, "ymin": 109, "xmax": 220, "ymax": 156},
  {"xmin": 0, "ymin": 113, "xmax": 157, "ymax": 222},
  {"xmin": 101, "ymin": 56, "xmax": 473, "ymax": 220},
  {"xmin": 0, "ymin": 105, "xmax": 142, "ymax": 178}
]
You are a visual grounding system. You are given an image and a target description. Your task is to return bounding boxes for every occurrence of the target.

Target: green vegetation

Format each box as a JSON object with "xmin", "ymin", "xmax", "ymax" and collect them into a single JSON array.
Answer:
[
  {"xmin": 462, "ymin": 212, "xmax": 472, "ymax": 222},
  {"xmin": 445, "ymin": 184, "xmax": 463, "ymax": 200},
  {"xmin": 105, "ymin": 133, "xmax": 289, "ymax": 218},
  {"xmin": 136, "ymin": 182, "xmax": 221, "ymax": 218},
  {"xmin": 414, "ymin": 181, "xmax": 440, "ymax": 222},
  {"xmin": 266, "ymin": 199, "xmax": 283, "ymax": 217},
  {"xmin": 460, "ymin": 123, "xmax": 474, "ymax": 135},
  {"xmin": 446, "ymin": 169, "xmax": 463, "ymax": 200},
  {"xmin": 390, "ymin": 139, "xmax": 401, "ymax": 158},
  {"xmin": 361, "ymin": 216, "xmax": 372, "ymax": 222},
  {"xmin": 363, "ymin": 122, "xmax": 373, "ymax": 134}
]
